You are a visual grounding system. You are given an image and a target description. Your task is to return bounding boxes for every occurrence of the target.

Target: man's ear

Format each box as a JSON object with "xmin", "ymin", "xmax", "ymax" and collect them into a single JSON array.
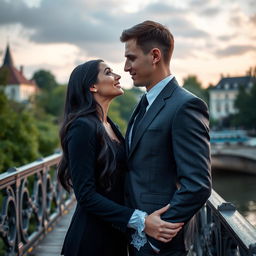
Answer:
[
  {"xmin": 151, "ymin": 48, "xmax": 161, "ymax": 65},
  {"xmin": 89, "ymin": 85, "xmax": 98, "ymax": 93}
]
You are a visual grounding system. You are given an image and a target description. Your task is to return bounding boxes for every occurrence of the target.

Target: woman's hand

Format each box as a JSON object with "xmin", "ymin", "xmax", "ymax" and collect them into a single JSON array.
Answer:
[{"xmin": 144, "ymin": 204, "xmax": 184, "ymax": 243}]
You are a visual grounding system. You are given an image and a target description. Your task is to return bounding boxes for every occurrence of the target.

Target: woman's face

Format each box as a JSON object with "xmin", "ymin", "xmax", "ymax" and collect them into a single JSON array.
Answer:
[{"xmin": 91, "ymin": 62, "xmax": 123, "ymax": 99}]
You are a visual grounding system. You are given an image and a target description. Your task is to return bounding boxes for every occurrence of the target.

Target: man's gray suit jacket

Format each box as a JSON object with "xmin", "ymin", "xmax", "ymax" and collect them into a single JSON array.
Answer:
[{"xmin": 125, "ymin": 78, "xmax": 212, "ymax": 252}]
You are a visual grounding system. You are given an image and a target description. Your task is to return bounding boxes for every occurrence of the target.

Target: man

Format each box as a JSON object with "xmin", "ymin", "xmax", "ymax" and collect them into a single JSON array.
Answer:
[{"xmin": 120, "ymin": 21, "xmax": 212, "ymax": 256}]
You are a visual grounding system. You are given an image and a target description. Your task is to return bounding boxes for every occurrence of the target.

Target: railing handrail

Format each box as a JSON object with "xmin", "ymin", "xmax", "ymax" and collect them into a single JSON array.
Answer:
[
  {"xmin": 0, "ymin": 153, "xmax": 62, "ymax": 183},
  {"xmin": 208, "ymin": 190, "xmax": 256, "ymax": 248},
  {"xmin": 0, "ymin": 153, "xmax": 255, "ymax": 255},
  {"xmin": 0, "ymin": 152, "xmax": 74, "ymax": 256}
]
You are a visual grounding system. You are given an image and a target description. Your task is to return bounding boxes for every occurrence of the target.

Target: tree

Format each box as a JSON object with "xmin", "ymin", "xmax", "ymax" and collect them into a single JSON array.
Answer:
[
  {"xmin": 0, "ymin": 92, "xmax": 39, "ymax": 172},
  {"xmin": 109, "ymin": 88, "xmax": 142, "ymax": 134},
  {"xmin": 231, "ymin": 67, "xmax": 256, "ymax": 129},
  {"xmin": 109, "ymin": 100, "xmax": 127, "ymax": 134},
  {"xmin": 113, "ymin": 88, "xmax": 141, "ymax": 121},
  {"xmin": 0, "ymin": 66, "xmax": 8, "ymax": 85},
  {"xmin": 35, "ymin": 119, "xmax": 59, "ymax": 156},
  {"xmin": 0, "ymin": 91, "xmax": 60, "ymax": 172},
  {"xmin": 233, "ymin": 83, "xmax": 256, "ymax": 129},
  {"xmin": 183, "ymin": 75, "xmax": 208, "ymax": 104},
  {"xmin": 246, "ymin": 66, "xmax": 256, "ymax": 77},
  {"xmin": 32, "ymin": 70, "xmax": 58, "ymax": 91},
  {"xmin": 35, "ymin": 85, "xmax": 66, "ymax": 118}
]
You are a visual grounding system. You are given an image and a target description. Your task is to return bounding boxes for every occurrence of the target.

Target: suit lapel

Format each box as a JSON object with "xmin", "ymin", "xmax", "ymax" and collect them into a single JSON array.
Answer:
[{"xmin": 128, "ymin": 78, "xmax": 179, "ymax": 158}]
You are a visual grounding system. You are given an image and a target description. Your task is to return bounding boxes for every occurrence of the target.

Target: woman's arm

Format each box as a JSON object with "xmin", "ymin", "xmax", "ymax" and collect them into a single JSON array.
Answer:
[
  {"xmin": 67, "ymin": 119, "xmax": 134, "ymax": 232},
  {"xmin": 68, "ymin": 118, "xmax": 182, "ymax": 239}
]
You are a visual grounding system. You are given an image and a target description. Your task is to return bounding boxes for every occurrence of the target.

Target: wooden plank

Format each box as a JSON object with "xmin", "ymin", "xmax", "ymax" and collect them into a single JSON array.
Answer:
[{"xmin": 28, "ymin": 205, "xmax": 75, "ymax": 256}]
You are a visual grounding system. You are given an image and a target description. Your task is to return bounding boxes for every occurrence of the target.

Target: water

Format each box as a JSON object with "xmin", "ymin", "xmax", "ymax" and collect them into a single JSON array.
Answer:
[{"xmin": 212, "ymin": 169, "xmax": 256, "ymax": 226}]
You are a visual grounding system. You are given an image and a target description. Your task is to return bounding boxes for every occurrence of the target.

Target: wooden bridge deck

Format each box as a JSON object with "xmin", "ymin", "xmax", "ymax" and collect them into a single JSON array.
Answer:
[{"xmin": 28, "ymin": 206, "xmax": 75, "ymax": 256}]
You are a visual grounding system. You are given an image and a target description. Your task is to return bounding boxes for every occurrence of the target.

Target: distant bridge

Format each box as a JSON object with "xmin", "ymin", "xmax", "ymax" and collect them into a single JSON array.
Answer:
[
  {"xmin": 0, "ymin": 153, "xmax": 256, "ymax": 255},
  {"xmin": 211, "ymin": 145, "xmax": 256, "ymax": 175}
]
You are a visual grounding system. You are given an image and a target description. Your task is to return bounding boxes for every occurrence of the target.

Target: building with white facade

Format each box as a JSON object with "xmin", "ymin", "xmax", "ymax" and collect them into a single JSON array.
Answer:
[
  {"xmin": 209, "ymin": 76, "xmax": 255, "ymax": 120},
  {"xmin": 0, "ymin": 44, "xmax": 38, "ymax": 103}
]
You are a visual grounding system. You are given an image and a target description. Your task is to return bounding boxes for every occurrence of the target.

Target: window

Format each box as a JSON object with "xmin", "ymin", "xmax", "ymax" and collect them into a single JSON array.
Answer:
[
  {"xmin": 225, "ymin": 103, "xmax": 229, "ymax": 113},
  {"xmin": 11, "ymin": 88, "xmax": 16, "ymax": 99},
  {"xmin": 216, "ymin": 103, "xmax": 221, "ymax": 113}
]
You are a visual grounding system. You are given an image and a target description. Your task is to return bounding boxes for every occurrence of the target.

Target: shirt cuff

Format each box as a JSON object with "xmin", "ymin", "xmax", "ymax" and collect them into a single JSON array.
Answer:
[
  {"xmin": 127, "ymin": 209, "xmax": 147, "ymax": 234},
  {"xmin": 128, "ymin": 209, "xmax": 148, "ymax": 250}
]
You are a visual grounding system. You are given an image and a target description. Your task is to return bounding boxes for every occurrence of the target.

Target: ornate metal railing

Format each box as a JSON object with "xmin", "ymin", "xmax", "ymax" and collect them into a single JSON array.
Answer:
[
  {"xmin": 193, "ymin": 190, "xmax": 256, "ymax": 256},
  {"xmin": 0, "ymin": 153, "xmax": 256, "ymax": 256},
  {"xmin": 0, "ymin": 153, "xmax": 75, "ymax": 256}
]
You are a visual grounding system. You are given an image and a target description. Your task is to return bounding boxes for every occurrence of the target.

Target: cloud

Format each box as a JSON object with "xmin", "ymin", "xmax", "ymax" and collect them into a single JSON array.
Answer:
[
  {"xmin": 0, "ymin": 0, "xmax": 131, "ymax": 62},
  {"xmin": 0, "ymin": 0, "xmax": 125, "ymax": 42},
  {"xmin": 143, "ymin": 3, "xmax": 185, "ymax": 15},
  {"xmin": 173, "ymin": 42, "xmax": 196, "ymax": 59},
  {"xmin": 0, "ymin": 0, "xmax": 211, "ymax": 62},
  {"xmin": 218, "ymin": 34, "xmax": 236, "ymax": 41},
  {"xmin": 189, "ymin": 0, "xmax": 209, "ymax": 6},
  {"xmin": 250, "ymin": 14, "xmax": 256, "ymax": 24},
  {"xmin": 230, "ymin": 14, "xmax": 243, "ymax": 27},
  {"xmin": 140, "ymin": 3, "xmax": 209, "ymax": 39},
  {"xmin": 216, "ymin": 45, "xmax": 256, "ymax": 57},
  {"xmin": 199, "ymin": 6, "xmax": 220, "ymax": 16}
]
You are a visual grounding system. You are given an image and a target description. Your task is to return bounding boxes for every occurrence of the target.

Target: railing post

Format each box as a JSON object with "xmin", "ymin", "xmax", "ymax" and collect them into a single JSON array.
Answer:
[
  {"xmin": 217, "ymin": 202, "xmax": 236, "ymax": 211},
  {"xmin": 15, "ymin": 171, "xmax": 22, "ymax": 256},
  {"xmin": 192, "ymin": 190, "xmax": 256, "ymax": 256},
  {"xmin": 0, "ymin": 153, "xmax": 75, "ymax": 256}
]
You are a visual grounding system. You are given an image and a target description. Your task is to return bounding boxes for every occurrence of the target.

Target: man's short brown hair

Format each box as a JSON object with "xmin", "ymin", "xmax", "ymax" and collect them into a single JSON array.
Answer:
[{"xmin": 120, "ymin": 20, "xmax": 174, "ymax": 63}]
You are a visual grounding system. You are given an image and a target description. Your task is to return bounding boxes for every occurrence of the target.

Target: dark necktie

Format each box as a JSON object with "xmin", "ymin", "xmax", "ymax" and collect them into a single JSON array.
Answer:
[{"xmin": 132, "ymin": 94, "xmax": 148, "ymax": 140}]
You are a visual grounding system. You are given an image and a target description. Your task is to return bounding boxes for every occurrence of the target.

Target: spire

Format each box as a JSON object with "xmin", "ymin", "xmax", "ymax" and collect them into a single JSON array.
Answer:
[{"xmin": 3, "ymin": 43, "xmax": 14, "ymax": 67}]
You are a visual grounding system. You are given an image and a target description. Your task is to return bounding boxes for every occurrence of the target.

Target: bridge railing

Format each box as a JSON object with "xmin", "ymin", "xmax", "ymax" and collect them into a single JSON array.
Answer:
[
  {"xmin": 0, "ymin": 154, "xmax": 256, "ymax": 256},
  {"xmin": 193, "ymin": 190, "xmax": 256, "ymax": 256},
  {"xmin": 0, "ymin": 153, "xmax": 75, "ymax": 256}
]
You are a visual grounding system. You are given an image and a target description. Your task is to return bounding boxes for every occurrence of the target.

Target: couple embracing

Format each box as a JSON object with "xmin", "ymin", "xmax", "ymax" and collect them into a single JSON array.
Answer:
[{"xmin": 58, "ymin": 20, "xmax": 212, "ymax": 256}]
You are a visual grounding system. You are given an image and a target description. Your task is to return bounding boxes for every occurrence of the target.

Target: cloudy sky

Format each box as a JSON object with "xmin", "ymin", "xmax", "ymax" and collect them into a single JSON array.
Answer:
[{"xmin": 0, "ymin": 0, "xmax": 255, "ymax": 88}]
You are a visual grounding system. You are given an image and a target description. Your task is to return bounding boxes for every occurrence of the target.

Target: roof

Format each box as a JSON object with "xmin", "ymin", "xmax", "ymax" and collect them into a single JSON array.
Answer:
[
  {"xmin": 212, "ymin": 76, "xmax": 256, "ymax": 90},
  {"xmin": 0, "ymin": 44, "xmax": 37, "ymax": 86},
  {"xmin": 0, "ymin": 66, "xmax": 37, "ymax": 86},
  {"xmin": 3, "ymin": 44, "xmax": 14, "ymax": 66}
]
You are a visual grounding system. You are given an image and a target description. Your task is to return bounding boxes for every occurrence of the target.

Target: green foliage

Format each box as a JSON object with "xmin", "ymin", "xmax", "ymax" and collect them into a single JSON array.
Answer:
[
  {"xmin": 35, "ymin": 119, "xmax": 59, "ymax": 156},
  {"xmin": 0, "ymin": 68, "xmax": 141, "ymax": 172},
  {"xmin": 32, "ymin": 70, "xmax": 58, "ymax": 91},
  {"xmin": 109, "ymin": 100, "xmax": 127, "ymax": 134},
  {"xmin": 0, "ymin": 92, "xmax": 40, "ymax": 172},
  {"xmin": 114, "ymin": 89, "xmax": 139, "ymax": 121},
  {"xmin": 109, "ymin": 88, "xmax": 142, "ymax": 134},
  {"xmin": 233, "ymin": 83, "xmax": 256, "ymax": 129},
  {"xmin": 0, "ymin": 66, "xmax": 8, "ymax": 85},
  {"xmin": 35, "ymin": 85, "xmax": 66, "ymax": 117},
  {"xmin": 183, "ymin": 75, "xmax": 209, "ymax": 104},
  {"xmin": 0, "ymin": 90, "xmax": 60, "ymax": 172}
]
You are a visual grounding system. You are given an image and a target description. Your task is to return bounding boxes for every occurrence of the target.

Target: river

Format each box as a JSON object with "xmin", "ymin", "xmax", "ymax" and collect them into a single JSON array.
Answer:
[{"xmin": 212, "ymin": 169, "xmax": 256, "ymax": 226}]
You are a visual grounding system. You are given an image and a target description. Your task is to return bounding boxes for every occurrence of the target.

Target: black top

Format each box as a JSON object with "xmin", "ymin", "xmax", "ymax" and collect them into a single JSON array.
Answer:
[
  {"xmin": 97, "ymin": 140, "xmax": 127, "ymax": 204},
  {"xmin": 61, "ymin": 116, "xmax": 133, "ymax": 256}
]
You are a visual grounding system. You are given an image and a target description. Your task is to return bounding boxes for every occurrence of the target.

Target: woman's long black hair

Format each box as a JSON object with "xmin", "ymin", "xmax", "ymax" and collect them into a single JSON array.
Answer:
[{"xmin": 58, "ymin": 59, "xmax": 117, "ymax": 192}]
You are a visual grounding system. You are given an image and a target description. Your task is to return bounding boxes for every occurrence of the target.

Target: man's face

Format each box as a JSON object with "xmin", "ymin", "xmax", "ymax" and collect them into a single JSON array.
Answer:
[{"xmin": 124, "ymin": 39, "xmax": 153, "ymax": 88}]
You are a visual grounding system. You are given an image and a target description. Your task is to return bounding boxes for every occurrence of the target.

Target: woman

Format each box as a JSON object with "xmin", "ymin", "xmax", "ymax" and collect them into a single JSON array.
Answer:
[{"xmin": 58, "ymin": 60, "xmax": 182, "ymax": 256}]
